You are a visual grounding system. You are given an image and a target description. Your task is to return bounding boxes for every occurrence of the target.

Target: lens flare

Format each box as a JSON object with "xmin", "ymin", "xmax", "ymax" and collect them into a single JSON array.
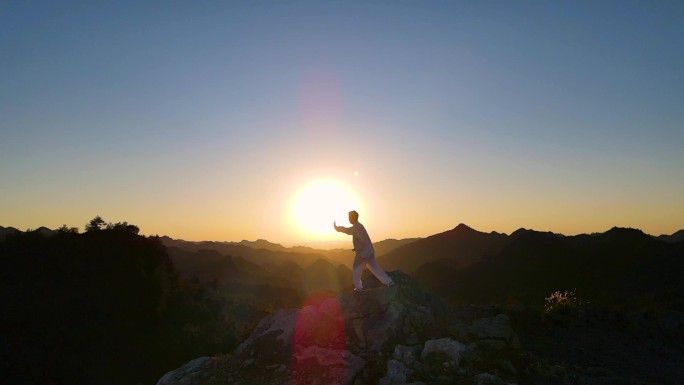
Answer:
[{"xmin": 291, "ymin": 293, "xmax": 347, "ymax": 383}]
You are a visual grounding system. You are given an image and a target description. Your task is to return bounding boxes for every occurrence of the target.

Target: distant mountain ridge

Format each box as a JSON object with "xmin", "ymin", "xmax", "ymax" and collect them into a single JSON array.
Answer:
[
  {"xmin": 166, "ymin": 245, "xmax": 353, "ymax": 293},
  {"xmin": 376, "ymin": 224, "xmax": 684, "ymax": 275},
  {"xmin": 0, "ymin": 225, "xmax": 57, "ymax": 239},
  {"xmin": 4, "ymin": 224, "xmax": 681, "ymax": 246},
  {"xmin": 158, "ymin": 222, "xmax": 582, "ymax": 281},
  {"xmin": 658, "ymin": 229, "xmax": 684, "ymax": 243},
  {"xmin": 377, "ymin": 223, "xmax": 509, "ymax": 273},
  {"xmin": 0, "ymin": 226, "xmax": 20, "ymax": 240},
  {"xmin": 158, "ymin": 235, "xmax": 419, "ymax": 269},
  {"xmin": 3, "ymin": 224, "xmax": 682, "ymax": 277},
  {"xmin": 414, "ymin": 225, "xmax": 684, "ymax": 309}
]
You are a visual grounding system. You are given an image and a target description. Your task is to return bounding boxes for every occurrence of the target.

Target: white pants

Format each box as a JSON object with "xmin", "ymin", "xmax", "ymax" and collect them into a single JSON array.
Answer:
[{"xmin": 352, "ymin": 252, "xmax": 393, "ymax": 289}]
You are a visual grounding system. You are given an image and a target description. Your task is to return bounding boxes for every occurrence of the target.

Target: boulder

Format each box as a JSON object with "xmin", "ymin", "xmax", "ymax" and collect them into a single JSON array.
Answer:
[
  {"xmin": 471, "ymin": 372, "xmax": 505, "ymax": 385},
  {"xmin": 157, "ymin": 356, "xmax": 218, "ymax": 385},
  {"xmin": 421, "ymin": 338, "xmax": 466, "ymax": 366},
  {"xmin": 232, "ymin": 308, "xmax": 299, "ymax": 364},
  {"xmin": 383, "ymin": 359, "xmax": 411, "ymax": 383},
  {"xmin": 338, "ymin": 271, "xmax": 448, "ymax": 351},
  {"xmin": 393, "ymin": 344, "xmax": 422, "ymax": 367},
  {"xmin": 292, "ymin": 345, "xmax": 365, "ymax": 385},
  {"xmin": 465, "ymin": 314, "xmax": 520, "ymax": 349}
]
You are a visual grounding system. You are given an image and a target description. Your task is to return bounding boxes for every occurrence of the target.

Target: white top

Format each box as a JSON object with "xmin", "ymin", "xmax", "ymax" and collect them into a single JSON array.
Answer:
[{"xmin": 337, "ymin": 222, "xmax": 374, "ymax": 258}]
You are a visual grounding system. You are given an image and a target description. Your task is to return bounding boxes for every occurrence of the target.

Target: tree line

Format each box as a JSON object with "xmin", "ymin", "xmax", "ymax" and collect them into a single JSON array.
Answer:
[{"xmin": 0, "ymin": 217, "xmax": 236, "ymax": 385}]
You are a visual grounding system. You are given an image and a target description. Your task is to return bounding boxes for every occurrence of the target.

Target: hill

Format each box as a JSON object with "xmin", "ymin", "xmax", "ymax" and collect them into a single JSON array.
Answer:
[
  {"xmin": 159, "ymin": 234, "xmax": 418, "ymax": 269},
  {"xmin": 167, "ymin": 244, "xmax": 353, "ymax": 292},
  {"xmin": 0, "ymin": 228, "xmax": 235, "ymax": 385},
  {"xmin": 372, "ymin": 237, "xmax": 421, "ymax": 256},
  {"xmin": 415, "ymin": 226, "xmax": 684, "ymax": 309},
  {"xmin": 0, "ymin": 225, "xmax": 20, "ymax": 240},
  {"xmin": 159, "ymin": 236, "xmax": 333, "ymax": 267},
  {"xmin": 378, "ymin": 223, "xmax": 509, "ymax": 273},
  {"xmin": 658, "ymin": 229, "xmax": 684, "ymax": 243}
]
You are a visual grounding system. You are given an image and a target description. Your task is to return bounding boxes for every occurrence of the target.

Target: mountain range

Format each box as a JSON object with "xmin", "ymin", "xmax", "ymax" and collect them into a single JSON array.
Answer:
[
  {"xmin": 160, "ymin": 223, "xmax": 684, "ymax": 315},
  {"xmin": 89, "ymin": 223, "xmax": 684, "ymax": 314},
  {"xmin": 6, "ymin": 223, "xmax": 681, "ymax": 271},
  {"xmin": 154, "ymin": 225, "xmax": 684, "ymax": 385},
  {"xmin": 4, "ymin": 223, "xmax": 683, "ymax": 306},
  {"xmin": 2, "ymin": 222, "xmax": 683, "ymax": 385},
  {"xmin": 414, "ymin": 226, "xmax": 684, "ymax": 307},
  {"xmin": 3, "ymin": 224, "xmax": 683, "ymax": 299}
]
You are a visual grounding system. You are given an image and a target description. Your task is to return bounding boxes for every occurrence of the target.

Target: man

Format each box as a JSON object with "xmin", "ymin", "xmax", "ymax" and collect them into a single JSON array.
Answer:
[{"xmin": 334, "ymin": 210, "xmax": 394, "ymax": 291}]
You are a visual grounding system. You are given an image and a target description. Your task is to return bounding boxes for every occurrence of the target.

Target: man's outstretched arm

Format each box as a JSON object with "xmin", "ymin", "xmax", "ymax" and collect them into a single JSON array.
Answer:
[{"xmin": 334, "ymin": 220, "xmax": 354, "ymax": 235}]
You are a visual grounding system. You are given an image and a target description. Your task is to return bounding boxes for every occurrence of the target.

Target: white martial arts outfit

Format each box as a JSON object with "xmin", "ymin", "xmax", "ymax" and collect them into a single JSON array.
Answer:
[{"xmin": 336, "ymin": 222, "xmax": 393, "ymax": 290}]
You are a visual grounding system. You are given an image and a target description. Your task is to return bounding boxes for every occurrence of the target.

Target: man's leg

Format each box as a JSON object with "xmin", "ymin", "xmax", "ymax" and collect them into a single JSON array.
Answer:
[
  {"xmin": 366, "ymin": 253, "xmax": 393, "ymax": 285},
  {"xmin": 352, "ymin": 254, "xmax": 367, "ymax": 290}
]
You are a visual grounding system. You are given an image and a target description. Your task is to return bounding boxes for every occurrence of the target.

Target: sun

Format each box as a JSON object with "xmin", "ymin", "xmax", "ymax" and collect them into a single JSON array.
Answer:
[{"xmin": 291, "ymin": 179, "xmax": 360, "ymax": 239}]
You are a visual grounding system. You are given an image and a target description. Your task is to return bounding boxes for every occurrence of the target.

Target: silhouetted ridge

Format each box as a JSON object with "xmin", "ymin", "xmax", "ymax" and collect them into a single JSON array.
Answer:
[
  {"xmin": 451, "ymin": 222, "xmax": 477, "ymax": 234},
  {"xmin": 595, "ymin": 227, "xmax": 659, "ymax": 250},
  {"xmin": 0, "ymin": 226, "xmax": 20, "ymax": 240},
  {"xmin": 415, "ymin": 225, "xmax": 684, "ymax": 310},
  {"xmin": 236, "ymin": 239, "xmax": 288, "ymax": 251},
  {"xmin": 510, "ymin": 227, "xmax": 530, "ymax": 238},
  {"xmin": 510, "ymin": 227, "xmax": 561, "ymax": 239},
  {"xmin": 378, "ymin": 223, "xmax": 509, "ymax": 273},
  {"xmin": 658, "ymin": 229, "xmax": 684, "ymax": 243},
  {"xmin": 603, "ymin": 226, "xmax": 649, "ymax": 239},
  {"xmin": 498, "ymin": 229, "xmax": 567, "ymax": 257},
  {"xmin": 372, "ymin": 237, "xmax": 420, "ymax": 256},
  {"xmin": 429, "ymin": 223, "xmax": 485, "ymax": 240}
]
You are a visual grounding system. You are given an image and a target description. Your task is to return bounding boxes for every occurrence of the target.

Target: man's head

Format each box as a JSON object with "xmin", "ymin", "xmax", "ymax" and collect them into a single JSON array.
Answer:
[{"xmin": 348, "ymin": 210, "xmax": 359, "ymax": 224}]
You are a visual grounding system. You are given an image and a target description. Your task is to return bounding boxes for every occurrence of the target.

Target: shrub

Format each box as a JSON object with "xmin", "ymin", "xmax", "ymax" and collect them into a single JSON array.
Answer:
[{"xmin": 544, "ymin": 289, "xmax": 582, "ymax": 316}]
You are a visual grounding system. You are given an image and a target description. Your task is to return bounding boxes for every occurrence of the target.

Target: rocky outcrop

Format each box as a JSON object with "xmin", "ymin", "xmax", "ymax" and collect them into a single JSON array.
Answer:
[
  {"xmin": 157, "ymin": 357, "xmax": 220, "ymax": 385},
  {"xmin": 157, "ymin": 271, "xmax": 523, "ymax": 385}
]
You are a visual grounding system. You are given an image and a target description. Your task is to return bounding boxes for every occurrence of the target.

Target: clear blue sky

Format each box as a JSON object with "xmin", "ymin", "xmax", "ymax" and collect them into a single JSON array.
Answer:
[{"xmin": 2, "ymin": 1, "xmax": 683, "ymax": 242}]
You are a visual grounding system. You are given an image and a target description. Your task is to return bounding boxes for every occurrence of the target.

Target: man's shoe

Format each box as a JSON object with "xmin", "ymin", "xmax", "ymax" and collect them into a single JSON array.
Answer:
[
  {"xmin": 387, "ymin": 281, "xmax": 395, "ymax": 287},
  {"xmin": 353, "ymin": 288, "xmax": 364, "ymax": 292}
]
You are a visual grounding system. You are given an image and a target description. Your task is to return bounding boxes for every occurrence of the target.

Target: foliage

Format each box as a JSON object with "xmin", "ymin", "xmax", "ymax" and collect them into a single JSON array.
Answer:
[
  {"xmin": 544, "ymin": 289, "xmax": 582, "ymax": 315},
  {"xmin": 415, "ymin": 229, "xmax": 684, "ymax": 312},
  {"xmin": 58, "ymin": 224, "xmax": 79, "ymax": 233},
  {"xmin": 85, "ymin": 215, "xmax": 140, "ymax": 234},
  {"xmin": 0, "ymin": 222, "xmax": 233, "ymax": 385},
  {"xmin": 106, "ymin": 220, "xmax": 140, "ymax": 234},
  {"xmin": 85, "ymin": 215, "xmax": 107, "ymax": 232}
]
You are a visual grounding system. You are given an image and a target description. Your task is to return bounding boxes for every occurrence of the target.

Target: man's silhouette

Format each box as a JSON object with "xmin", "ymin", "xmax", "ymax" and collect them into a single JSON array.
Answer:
[{"xmin": 334, "ymin": 210, "xmax": 394, "ymax": 291}]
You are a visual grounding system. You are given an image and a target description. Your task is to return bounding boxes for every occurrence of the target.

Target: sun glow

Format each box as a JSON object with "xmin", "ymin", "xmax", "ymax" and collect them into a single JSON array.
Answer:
[{"xmin": 291, "ymin": 179, "xmax": 360, "ymax": 240}]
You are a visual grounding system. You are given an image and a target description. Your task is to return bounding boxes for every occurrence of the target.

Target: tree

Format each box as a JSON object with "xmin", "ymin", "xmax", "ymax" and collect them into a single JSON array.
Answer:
[
  {"xmin": 85, "ymin": 216, "xmax": 107, "ymax": 232},
  {"xmin": 84, "ymin": 217, "xmax": 140, "ymax": 234},
  {"xmin": 107, "ymin": 221, "xmax": 140, "ymax": 235},
  {"xmin": 58, "ymin": 224, "xmax": 79, "ymax": 234}
]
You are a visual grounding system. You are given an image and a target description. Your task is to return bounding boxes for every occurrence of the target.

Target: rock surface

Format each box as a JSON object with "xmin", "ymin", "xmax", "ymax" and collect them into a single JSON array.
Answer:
[
  {"xmin": 421, "ymin": 338, "xmax": 466, "ymax": 366},
  {"xmin": 158, "ymin": 271, "xmax": 523, "ymax": 385},
  {"xmin": 157, "ymin": 357, "xmax": 219, "ymax": 385}
]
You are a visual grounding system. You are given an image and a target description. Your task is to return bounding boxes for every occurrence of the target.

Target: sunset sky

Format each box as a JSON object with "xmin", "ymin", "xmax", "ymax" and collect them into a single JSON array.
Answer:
[{"xmin": 2, "ymin": 1, "xmax": 683, "ymax": 244}]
